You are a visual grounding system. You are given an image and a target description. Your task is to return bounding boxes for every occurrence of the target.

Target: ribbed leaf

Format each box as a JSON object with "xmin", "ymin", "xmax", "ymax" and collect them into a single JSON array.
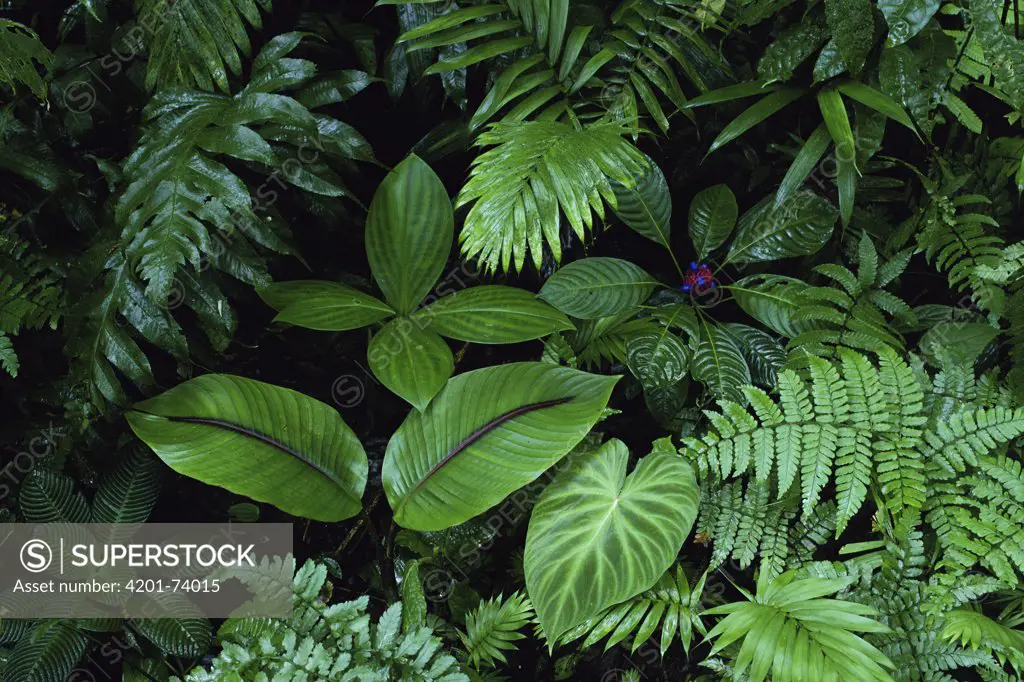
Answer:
[
  {"xmin": 127, "ymin": 374, "xmax": 367, "ymax": 522},
  {"xmin": 691, "ymin": 322, "xmax": 751, "ymax": 402},
  {"xmin": 3, "ymin": 621, "xmax": 88, "ymax": 682},
  {"xmin": 20, "ymin": 471, "xmax": 90, "ymax": 523},
  {"xmin": 412, "ymin": 285, "xmax": 574, "ymax": 343},
  {"xmin": 726, "ymin": 191, "xmax": 837, "ymax": 265},
  {"xmin": 91, "ymin": 449, "xmax": 162, "ymax": 524},
  {"xmin": 366, "ymin": 155, "xmax": 454, "ymax": 315},
  {"xmin": 525, "ymin": 439, "xmax": 699, "ymax": 644},
  {"xmin": 383, "ymin": 362, "xmax": 619, "ymax": 530},
  {"xmin": 612, "ymin": 154, "xmax": 673, "ymax": 250},
  {"xmin": 131, "ymin": 618, "xmax": 212, "ymax": 658},
  {"xmin": 724, "ymin": 323, "xmax": 787, "ymax": 386},
  {"xmin": 730, "ymin": 274, "xmax": 817, "ymax": 338},
  {"xmin": 368, "ymin": 319, "xmax": 454, "ymax": 410},
  {"xmin": 688, "ymin": 184, "xmax": 738, "ymax": 260},
  {"xmin": 260, "ymin": 280, "xmax": 394, "ymax": 331},
  {"xmin": 626, "ymin": 329, "xmax": 691, "ymax": 390},
  {"xmin": 539, "ymin": 258, "xmax": 659, "ymax": 319}
]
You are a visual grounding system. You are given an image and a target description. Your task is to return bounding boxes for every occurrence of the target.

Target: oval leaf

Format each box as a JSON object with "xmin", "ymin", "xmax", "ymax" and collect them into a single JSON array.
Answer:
[
  {"xmin": 625, "ymin": 329, "xmax": 690, "ymax": 390},
  {"xmin": 689, "ymin": 184, "xmax": 738, "ymax": 260},
  {"xmin": 383, "ymin": 362, "xmax": 619, "ymax": 531},
  {"xmin": 368, "ymin": 318, "xmax": 454, "ymax": 410},
  {"xmin": 525, "ymin": 439, "xmax": 699, "ymax": 644},
  {"xmin": 261, "ymin": 280, "xmax": 394, "ymax": 331},
  {"xmin": 726, "ymin": 191, "xmax": 838, "ymax": 265},
  {"xmin": 730, "ymin": 274, "xmax": 817, "ymax": 338},
  {"xmin": 126, "ymin": 375, "xmax": 368, "ymax": 522},
  {"xmin": 539, "ymin": 258, "xmax": 659, "ymax": 319},
  {"xmin": 366, "ymin": 155, "xmax": 454, "ymax": 314},
  {"xmin": 691, "ymin": 322, "xmax": 751, "ymax": 402},
  {"xmin": 413, "ymin": 285, "xmax": 574, "ymax": 343},
  {"xmin": 612, "ymin": 155, "xmax": 673, "ymax": 249}
]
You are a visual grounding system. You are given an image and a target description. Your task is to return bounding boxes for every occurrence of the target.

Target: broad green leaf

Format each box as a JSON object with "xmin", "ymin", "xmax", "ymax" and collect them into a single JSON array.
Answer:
[
  {"xmin": 383, "ymin": 362, "xmax": 619, "ymax": 530},
  {"xmin": 366, "ymin": 155, "xmax": 454, "ymax": 315},
  {"xmin": 691, "ymin": 322, "xmax": 751, "ymax": 402},
  {"xmin": 729, "ymin": 274, "xmax": 817, "ymax": 338},
  {"xmin": 723, "ymin": 323, "xmax": 787, "ymax": 386},
  {"xmin": 261, "ymin": 280, "xmax": 395, "ymax": 331},
  {"xmin": 412, "ymin": 285, "xmax": 574, "ymax": 343},
  {"xmin": 127, "ymin": 375, "xmax": 367, "ymax": 522},
  {"xmin": 726, "ymin": 191, "xmax": 838, "ymax": 264},
  {"xmin": 706, "ymin": 88, "xmax": 802, "ymax": 155},
  {"xmin": 878, "ymin": 0, "xmax": 940, "ymax": 45},
  {"xmin": 368, "ymin": 319, "xmax": 454, "ymax": 410},
  {"xmin": 921, "ymin": 322, "xmax": 1000, "ymax": 366},
  {"xmin": 4, "ymin": 621, "xmax": 88, "ymax": 682},
  {"xmin": 524, "ymin": 439, "xmax": 699, "ymax": 644},
  {"xmin": 825, "ymin": 0, "xmax": 874, "ymax": 73},
  {"xmin": 539, "ymin": 258, "xmax": 659, "ymax": 319},
  {"xmin": 775, "ymin": 123, "xmax": 831, "ymax": 209},
  {"xmin": 688, "ymin": 184, "xmax": 738, "ymax": 259},
  {"xmin": 626, "ymin": 329, "xmax": 691, "ymax": 389},
  {"xmin": 757, "ymin": 15, "xmax": 830, "ymax": 82},
  {"xmin": 612, "ymin": 155, "xmax": 673, "ymax": 250}
]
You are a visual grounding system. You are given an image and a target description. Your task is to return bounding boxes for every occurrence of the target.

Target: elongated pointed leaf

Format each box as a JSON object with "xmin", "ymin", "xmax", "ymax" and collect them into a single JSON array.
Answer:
[
  {"xmin": 366, "ymin": 155, "xmax": 454, "ymax": 315},
  {"xmin": 726, "ymin": 191, "xmax": 837, "ymax": 264},
  {"xmin": 368, "ymin": 318, "xmax": 453, "ymax": 410},
  {"xmin": 818, "ymin": 89, "xmax": 857, "ymax": 227},
  {"xmin": 539, "ymin": 258, "xmax": 659, "ymax": 319},
  {"xmin": 525, "ymin": 439, "xmax": 699, "ymax": 644},
  {"xmin": 261, "ymin": 280, "xmax": 395, "ymax": 331},
  {"xmin": 729, "ymin": 274, "xmax": 817, "ymax": 338},
  {"xmin": 685, "ymin": 82, "xmax": 779, "ymax": 108},
  {"xmin": 127, "ymin": 375, "xmax": 367, "ymax": 522},
  {"xmin": 383, "ymin": 362, "xmax": 619, "ymax": 530},
  {"xmin": 612, "ymin": 155, "xmax": 673, "ymax": 250},
  {"xmin": 775, "ymin": 124, "xmax": 831, "ymax": 208},
  {"xmin": 689, "ymin": 184, "xmax": 738, "ymax": 259},
  {"xmin": 837, "ymin": 81, "xmax": 919, "ymax": 136},
  {"xmin": 707, "ymin": 89, "xmax": 802, "ymax": 155},
  {"xmin": 412, "ymin": 285, "xmax": 573, "ymax": 343}
]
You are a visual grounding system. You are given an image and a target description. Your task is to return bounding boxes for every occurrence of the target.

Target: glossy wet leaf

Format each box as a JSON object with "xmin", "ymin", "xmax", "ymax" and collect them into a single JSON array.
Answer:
[
  {"xmin": 539, "ymin": 258, "xmax": 659, "ymax": 319},
  {"xmin": 412, "ymin": 285, "xmax": 574, "ymax": 343},
  {"xmin": 727, "ymin": 191, "xmax": 838, "ymax": 264},
  {"xmin": 689, "ymin": 184, "xmax": 738, "ymax": 260},
  {"xmin": 368, "ymin": 318, "xmax": 454, "ymax": 410},
  {"xmin": 260, "ymin": 280, "xmax": 394, "ymax": 331}
]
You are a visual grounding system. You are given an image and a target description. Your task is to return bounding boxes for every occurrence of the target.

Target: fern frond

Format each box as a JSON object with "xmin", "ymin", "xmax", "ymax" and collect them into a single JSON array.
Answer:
[
  {"xmin": 0, "ymin": 20, "xmax": 54, "ymax": 100},
  {"xmin": 457, "ymin": 120, "xmax": 648, "ymax": 272},
  {"xmin": 459, "ymin": 592, "xmax": 534, "ymax": 669}
]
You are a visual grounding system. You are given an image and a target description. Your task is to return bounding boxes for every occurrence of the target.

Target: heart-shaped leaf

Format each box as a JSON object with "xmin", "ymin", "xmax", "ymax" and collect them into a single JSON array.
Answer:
[
  {"xmin": 413, "ymin": 285, "xmax": 574, "ymax": 343},
  {"xmin": 726, "ymin": 191, "xmax": 837, "ymax": 265},
  {"xmin": 127, "ymin": 374, "xmax": 367, "ymax": 522},
  {"xmin": 612, "ymin": 154, "xmax": 672, "ymax": 250},
  {"xmin": 383, "ymin": 362, "xmax": 619, "ymax": 531},
  {"xmin": 525, "ymin": 439, "xmax": 699, "ymax": 644},
  {"xmin": 368, "ymin": 318, "xmax": 454, "ymax": 410},
  {"xmin": 688, "ymin": 184, "xmax": 737, "ymax": 260},
  {"xmin": 539, "ymin": 258, "xmax": 659, "ymax": 319},
  {"xmin": 260, "ymin": 280, "xmax": 394, "ymax": 331},
  {"xmin": 366, "ymin": 155, "xmax": 454, "ymax": 314}
]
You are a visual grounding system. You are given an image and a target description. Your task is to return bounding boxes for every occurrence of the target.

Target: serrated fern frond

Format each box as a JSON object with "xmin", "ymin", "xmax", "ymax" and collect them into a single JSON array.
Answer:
[{"xmin": 459, "ymin": 592, "xmax": 534, "ymax": 670}]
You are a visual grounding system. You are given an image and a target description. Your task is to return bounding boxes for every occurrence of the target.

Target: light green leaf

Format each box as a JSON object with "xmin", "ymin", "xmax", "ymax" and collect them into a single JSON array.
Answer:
[
  {"xmin": 729, "ymin": 274, "xmax": 816, "ymax": 338},
  {"xmin": 366, "ymin": 155, "xmax": 454, "ymax": 315},
  {"xmin": 689, "ymin": 184, "xmax": 738, "ymax": 260},
  {"xmin": 383, "ymin": 362, "xmax": 619, "ymax": 530},
  {"xmin": 817, "ymin": 88, "xmax": 857, "ymax": 227},
  {"xmin": 413, "ymin": 285, "xmax": 573, "ymax": 343},
  {"xmin": 612, "ymin": 155, "xmax": 673, "ymax": 250},
  {"xmin": 836, "ymin": 81, "xmax": 919, "ymax": 136},
  {"xmin": 261, "ymin": 280, "xmax": 395, "ymax": 331},
  {"xmin": 726, "ymin": 191, "xmax": 838, "ymax": 264},
  {"xmin": 626, "ymin": 329, "xmax": 691, "ymax": 389},
  {"xmin": 525, "ymin": 439, "xmax": 699, "ymax": 644},
  {"xmin": 539, "ymin": 258, "xmax": 659, "ymax": 319},
  {"xmin": 369, "ymin": 318, "xmax": 454, "ymax": 410},
  {"xmin": 127, "ymin": 375, "xmax": 367, "ymax": 522}
]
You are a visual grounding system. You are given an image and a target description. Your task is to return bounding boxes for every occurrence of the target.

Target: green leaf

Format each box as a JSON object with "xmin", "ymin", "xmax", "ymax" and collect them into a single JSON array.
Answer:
[
  {"xmin": 401, "ymin": 560, "xmax": 427, "ymax": 632},
  {"xmin": 836, "ymin": 81, "xmax": 918, "ymax": 136},
  {"xmin": 539, "ymin": 258, "xmax": 659, "ymax": 319},
  {"xmin": 368, "ymin": 318, "xmax": 454, "ymax": 410},
  {"xmin": 817, "ymin": 88, "xmax": 857, "ymax": 227},
  {"xmin": 612, "ymin": 154, "xmax": 673, "ymax": 250},
  {"xmin": 723, "ymin": 323, "xmax": 787, "ymax": 386},
  {"xmin": 920, "ymin": 322, "xmax": 1000, "ymax": 366},
  {"xmin": 757, "ymin": 15, "xmax": 830, "ymax": 82},
  {"xmin": 131, "ymin": 618, "xmax": 212, "ymax": 658},
  {"xmin": 707, "ymin": 89, "xmax": 803, "ymax": 155},
  {"xmin": 525, "ymin": 439, "xmax": 699, "ymax": 644},
  {"xmin": 626, "ymin": 329, "xmax": 691, "ymax": 389},
  {"xmin": 260, "ymin": 280, "xmax": 395, "ymax": 331},
  {"xmin": 91, "ymin": 449, "xmax": 162, "ymax": 524},
  {"xmin": 685, "ymin": 82, "xmax": 780, "ymax": 108},
  {"xmin": 127, "ymin": 374, "xmax": 367, "ymax": 522},
  {"xmin": 3, "ymin": 621, "xmax": 88, "ymax": 682},
  {"xmin": 412, "ymin": 285, "xmax": 574, "ymax": 343},
  {"xmin": 775, "ymin": 123, "xmax": 831, "ymax": 209},
  {"xmin": 383, "ymin": 362, "xmax": 619, "ymax": 530},
  {"xmin": 0, "ymin": 20, "xmax": 54, "ymax": 100},
  {"xmin": 726, "ymin": 191, "xmax": 838, "ymax": 264},
  {"xmin": 691, "ymin": 322, "xmax": 751, "ymax": 402},
  {"xmin": 824, "ymin": 0, "xmax": 874, "ymax": 74},
  {"xmin": 366, "ymin": 155, "xmax": 454, "ymax": 315},
  {"xmin": 730, "ymin": 274, "xmax": 816, "ymax": 338},
  {"xmin": 878, "ymin": 0, "xmax": 940, "ymax": 46},
  {"xmin": 688, "ymin": 184, "xmax": 738, "ymax": 260},
  {"xmin": 20, "ymin": 471, "xmax": 90, "ymax": 523}
]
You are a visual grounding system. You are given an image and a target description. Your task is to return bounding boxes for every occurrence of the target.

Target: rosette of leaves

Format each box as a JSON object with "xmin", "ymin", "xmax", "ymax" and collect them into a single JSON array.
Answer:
[{"xmin": 262, "ymin": 155, "xmax": 574, "ymax": 410}]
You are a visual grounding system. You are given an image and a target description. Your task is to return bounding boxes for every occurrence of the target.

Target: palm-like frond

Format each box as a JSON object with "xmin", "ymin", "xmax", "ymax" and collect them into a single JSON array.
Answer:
[{"xmin": 459, "ymin": 592, "xmax": 535, "ymax": 669}]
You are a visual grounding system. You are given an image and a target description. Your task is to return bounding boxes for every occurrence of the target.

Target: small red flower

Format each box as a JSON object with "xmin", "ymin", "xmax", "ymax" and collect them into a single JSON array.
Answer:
[{"xmin": 681, "ymin": 261, "xmax": 715, "ymax": 293}]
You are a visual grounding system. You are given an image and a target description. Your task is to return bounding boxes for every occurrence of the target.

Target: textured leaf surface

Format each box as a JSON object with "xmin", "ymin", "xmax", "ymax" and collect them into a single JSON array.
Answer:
[
  {"xmin": 525, "ymin": 439, "xmax": 699, "ymax": 643},
  {"xmin": 366, "ymin": 155, "xmax": 454, "ymax": 314},
  {"xmin": 383, "ymin": 362, "xmax": 619, "ymax": 530},
  {"xmin": 413, "ymin": 285, "xmax": 574, "ymax": 343},
  {"xmin": 127, "ymin": 374, "xmax": 367, "ymax": 522},
  {"xmin": 691, "ymin": 322, "xmax": 751, "ymax": 402},
  {"xmin": 261, "ymin": 280, "xmax": 394, "ymax": 331},
  {"xmin": 368, "ymin": 318, "xmax": 453, "ymax": 410},
  {"xmin": 727, "ymin": 191, "xmax": 837, "ymax": 264},
  {"xmin": 626, "ymin": 329, "xmax": 691, "ymax": 390},
  {"xmin": 612, "ymin": 155, "xmax": 673, "ymax": 249},
  {"xmin": 539, "ymin": 258, "xmax": 659, "ymax": 319},
  {"xmin": 689, "ymin": 184, "xmax": 738, "ymax": 260},
  {"xmin": 878, "ymin": 0, "xmax": 940, "ymax": 46}
]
